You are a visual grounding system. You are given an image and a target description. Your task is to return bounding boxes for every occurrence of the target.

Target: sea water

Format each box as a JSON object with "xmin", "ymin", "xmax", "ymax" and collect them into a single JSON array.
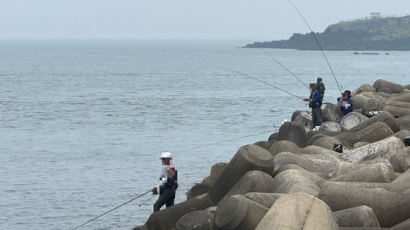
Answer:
[{"xmin": 1, "ymin": 40, "xmax": 408, "ymax": 230}]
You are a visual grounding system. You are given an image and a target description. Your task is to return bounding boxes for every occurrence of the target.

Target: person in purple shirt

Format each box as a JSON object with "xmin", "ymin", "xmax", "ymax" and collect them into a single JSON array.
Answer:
[{"xmin": 338, "ymin": 90, "xmax": 353, "ymax": 116}]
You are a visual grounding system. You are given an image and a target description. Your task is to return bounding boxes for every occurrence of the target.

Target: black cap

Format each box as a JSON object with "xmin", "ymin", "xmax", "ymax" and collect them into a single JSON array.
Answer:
[{"xmin": 317, "ymin": 77, "xmax": 322, "ymax": 81}]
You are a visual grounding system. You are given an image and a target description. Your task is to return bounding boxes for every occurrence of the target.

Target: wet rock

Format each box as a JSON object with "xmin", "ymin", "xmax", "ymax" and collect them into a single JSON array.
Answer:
[
  {"xmin": 341, "ymin": 112, "xmax": 369, "ymax": 131},
  {"xmin": 176, "ymin": 206, "xmax": 216, "ymax": 230},
  {"xmin": 319, "ymin": 182, "xmax": 410, "ymax": 227},
  {"xmin": 202, "ymin": 162, "xmax": 228, "ymax": 186},
  {"xmin": 208, "ymin": 144, "xmax": 274, "ymax": 204},
  {"xmin": 221, "ymin": 170, "xmax": 275, "ymax": 202},
  {"xmin": 269, "ymin": 140, "xmax": 301, "ymax": 156},
  {"xmin": 330, "ymin": 163, "xmax": 396, "ymax": 183},
  {"xmin": 373, "ymin": 79, "xmax": 404, "ymax": 94},
  {"xmin": 271, "ymin": 169, "xmax": 321, "ymax": 196},
  {"xmin": 334, "ymin": 206, "xmax": 380, "ymax": 227},
  {"xmin": 215, "ymin": 195, "xmax": 268, "ymax": 230},
  {"xmin": 277, "ymin": 121, "xmax": 308, "ymax": 147},
  {"xmin": 320, "ymin": 121, "xmax": 342, "ymax": 132},
  {"xmin": 341, "ymin": 136, "xmax": 408, "ymax": 172},
  {"xmin": 255, "ymin": 193, "xmax": 338, "ymax": 230}
]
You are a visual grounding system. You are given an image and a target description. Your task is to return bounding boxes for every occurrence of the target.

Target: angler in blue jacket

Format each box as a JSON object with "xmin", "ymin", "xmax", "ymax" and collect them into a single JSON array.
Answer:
[{"xmin": 304, "ymin": 83, "xmax": 322, "ymax": 130}]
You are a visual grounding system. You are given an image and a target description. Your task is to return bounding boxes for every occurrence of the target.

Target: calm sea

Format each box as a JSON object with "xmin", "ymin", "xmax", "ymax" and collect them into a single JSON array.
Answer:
[{"xmin": 1, "ymin": 40, "xmax": 408, "ymax": 230}]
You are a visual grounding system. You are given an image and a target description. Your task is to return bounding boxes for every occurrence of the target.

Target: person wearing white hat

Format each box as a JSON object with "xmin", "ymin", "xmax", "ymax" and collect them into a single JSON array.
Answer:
[{"xmin": 152, "ymin": 152, "xmax": 178, "ymax": 212}]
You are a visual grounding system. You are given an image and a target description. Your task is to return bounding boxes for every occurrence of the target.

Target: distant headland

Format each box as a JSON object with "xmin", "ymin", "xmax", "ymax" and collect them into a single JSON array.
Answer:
[{"xmin": 245, "ymin": 13, "xmax": 410, "ymax": 51}]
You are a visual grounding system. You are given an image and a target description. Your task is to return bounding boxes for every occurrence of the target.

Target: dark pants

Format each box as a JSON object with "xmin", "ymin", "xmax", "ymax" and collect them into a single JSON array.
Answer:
[
  {"xmin": 153, "ymin": 188, "xmax": 175, "ymax": 212},
  {"xmin": 312, "ymin": 107, "xmax": 322, "ymax": 127}
]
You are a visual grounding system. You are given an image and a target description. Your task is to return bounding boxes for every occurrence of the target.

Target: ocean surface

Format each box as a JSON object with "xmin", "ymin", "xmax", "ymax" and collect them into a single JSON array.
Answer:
[{"xmin": 1, "ymin": 40, "xmax": 408, "ymax": 230}]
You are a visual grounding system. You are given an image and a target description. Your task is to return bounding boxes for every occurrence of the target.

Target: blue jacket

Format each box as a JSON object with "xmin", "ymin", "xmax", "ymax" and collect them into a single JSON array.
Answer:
[
  {"xmin": 311, "ymin": 90, "xmax": 321, "ymax": 108},
  {"xmin": 339, "ymin": 98, "xmax": 353, "ymax": 115}
]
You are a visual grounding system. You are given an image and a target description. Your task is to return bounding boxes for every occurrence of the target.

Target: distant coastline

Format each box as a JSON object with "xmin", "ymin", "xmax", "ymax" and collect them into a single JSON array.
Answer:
[{"xmin": 245, "ymin": 15, "xmax": 410, "ymax": 51}]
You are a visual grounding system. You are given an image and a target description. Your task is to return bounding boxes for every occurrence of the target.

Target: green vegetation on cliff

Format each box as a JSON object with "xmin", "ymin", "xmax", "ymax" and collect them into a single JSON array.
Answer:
[{"xmin": 246, "ymin": 15, "xmax": 410, "ymax": 50}]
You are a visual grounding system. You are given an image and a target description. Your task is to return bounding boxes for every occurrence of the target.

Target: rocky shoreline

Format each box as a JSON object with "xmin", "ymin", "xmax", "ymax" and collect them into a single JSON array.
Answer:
[{"xmin": 134, "ymin": 79, "xmax": 410, "ymax": 230}]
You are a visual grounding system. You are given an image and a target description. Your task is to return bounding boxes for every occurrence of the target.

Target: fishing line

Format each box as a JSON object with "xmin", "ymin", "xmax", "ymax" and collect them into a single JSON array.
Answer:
[
  {"xmin": 287, "ymin": 0, "xmax": 343, "ymax": 93},
  {"xmin": 223, "ymin": 67, "xmax": 305, "ymax": 101},
  {"xmin": 257, "ymin": 48, "xmax": 309, "ymax": 88},
  {"xmin": 70, "ymin": 190, "xmax": 151, "ymax": 230}
]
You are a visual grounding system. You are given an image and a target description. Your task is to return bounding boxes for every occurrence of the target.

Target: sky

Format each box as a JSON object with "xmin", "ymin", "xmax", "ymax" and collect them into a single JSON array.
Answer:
[{"xmin": 0, "ymin": 0, "xmax": 409, "ymax": 40}]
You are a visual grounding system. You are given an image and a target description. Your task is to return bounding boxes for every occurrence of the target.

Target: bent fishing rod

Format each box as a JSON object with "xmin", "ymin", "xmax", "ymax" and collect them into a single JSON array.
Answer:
[{"xmin": 287, "ymin": 0, "xmax": 343, "ymax": 94}]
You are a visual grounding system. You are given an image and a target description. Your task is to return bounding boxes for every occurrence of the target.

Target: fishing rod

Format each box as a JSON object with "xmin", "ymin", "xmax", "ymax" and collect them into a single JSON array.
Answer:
[
  {"xmin": 242, "ymin": 37, "xmax": 309, "ymax": 89},
  {"xmin": 257, "ymin": 48, "xmax": 309, "ymax": 89},
  {"xmin": 69, "ymin": 129, "xmax": 274, "ymax": 229},
  {"xmin": 70, "ymin": 190, "xmax": 151, "ymax": 230},
  {"xmin": 222, "ymin": 66, "xmax": 305, "ymax": 101},
  {"xmin": 287, "ymin": 0, "xmax": 343, "ymax": 94}
]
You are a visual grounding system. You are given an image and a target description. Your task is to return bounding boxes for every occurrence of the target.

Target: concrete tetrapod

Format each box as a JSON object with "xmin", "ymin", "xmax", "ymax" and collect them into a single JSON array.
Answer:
[
  {"xmin": 268, "ymin": 140, "xmax": 301, "ymax": 156},
  {"xmin": 255, "ymin": 193, "xmax": 338, "ymax": 230},
  {"xmin": 293, "ymin": 111, "xmax": 313, "ymax": 131},
  {"xmin": 214, "ymin": 195, "xmax": 268, "ymax": 230},
  {"xmin": 336, "ymin": 122, "xmax": 393, "ymax": 147},
  {"xmin": 146, "ymin": 193, "xmax": 213, "ymax": 230},
  {"xmin": 340, "ymin": 112, "xmax": 369, "ymax": 131},
  {"xmin": 391, "ymin": 218, "xmax": 410, "ymax": 230},
  {"xmin": 220, "ymin": 170, "xmax": 276, "ymax": 202},
  {"xmin": 319, "ymin": 182, "xmax": 410, "ymax": 227},
  {"xmin": 243, "ymin": 192, "xmax": 283, "ymax": 209},
  {"xmin": 208, "ymin": 144, "xmax": 275, "ymax": 204},
  {"xmin": 273, "ymin": 152, "xmax": 340, "ymax": 179},
  {"xmin": 320, "ymin": 121, "xmax": 342, "ymax": 132},
  {"xmin": 341, "ymin": 136, "xmax": 408, "ymax": 172},
  {"xmin": 334, "ymin": 206, "xmax": 381, "ymax": 227},
  {"xmin": 202, "ymin": 162, "xmax": 228, "ymax": 186},
  {"xmin": 175, "ymin": 206, "xmax": 217, "ymax": 230},
  {"xmin": 277, "ymin": 121, "xmax": 308, "ymax": 147},
  {"xmin": 348, "ymin": 111, "xmax": 400, "ymax": 133},
  {"xmin": 271, "ymin": 169, "xmax": 320, "ymax": 196},
  {"xmin": 373, "ymin": 79, "xmax": 404, "ymax": 94},
  {"xmin": 330, "ymin": 163, "xmax": 396, "ymax": 183}
]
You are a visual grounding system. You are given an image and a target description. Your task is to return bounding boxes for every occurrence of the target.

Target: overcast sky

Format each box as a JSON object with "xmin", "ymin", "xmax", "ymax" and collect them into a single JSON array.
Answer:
[{"xmin": 0, "ymin": 0, "xmax": 408, "ymax": 40}]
